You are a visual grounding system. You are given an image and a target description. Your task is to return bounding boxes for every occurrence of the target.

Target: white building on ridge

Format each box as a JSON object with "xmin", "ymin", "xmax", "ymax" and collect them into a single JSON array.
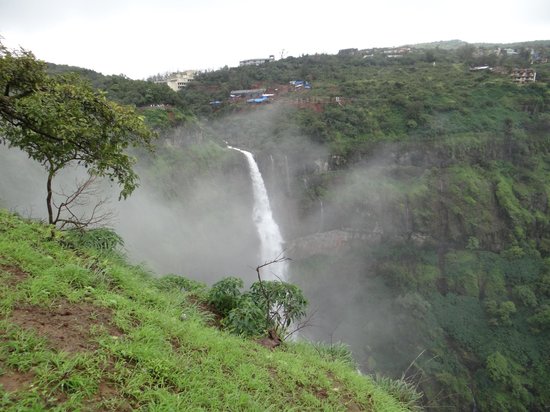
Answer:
[{"xmin": 155, "ymin": 70, "xmax": 198, "ymax": 91}]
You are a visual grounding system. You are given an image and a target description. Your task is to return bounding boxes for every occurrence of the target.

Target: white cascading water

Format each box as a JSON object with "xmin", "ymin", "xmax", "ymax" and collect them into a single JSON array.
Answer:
[{"xmin": 229, "ymin": 146, "xmax": 287, "ymax": 281}]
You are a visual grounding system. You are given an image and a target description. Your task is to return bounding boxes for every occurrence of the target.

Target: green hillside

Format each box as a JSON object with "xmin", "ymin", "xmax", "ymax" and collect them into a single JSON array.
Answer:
[{"xmin": 0, "ymin": 210, "xmax": 415, "ymax": 411}]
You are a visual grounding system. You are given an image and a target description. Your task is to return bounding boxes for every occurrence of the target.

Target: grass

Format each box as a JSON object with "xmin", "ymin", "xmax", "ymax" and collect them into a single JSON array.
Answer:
[{"xmin": 0, "ymin": 210, "xmax": 414, "ymax": 411}]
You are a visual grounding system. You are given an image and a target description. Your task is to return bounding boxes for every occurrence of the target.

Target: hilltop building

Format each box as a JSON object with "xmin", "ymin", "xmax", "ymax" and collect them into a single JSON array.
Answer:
[
  {"xmin": 511, "ymin": 68, "xmax": 536, "ymax": 83},
  {"xmin": 155, "ymin": 70, "xmax": 197, "ymax": 91},
  {"xmin": 239, "ymin": 56, "xmax": 275, "ymax": 66},
  {"xmin": 338, "ymin": 48, "xmax": 359, "ymax": 56}
]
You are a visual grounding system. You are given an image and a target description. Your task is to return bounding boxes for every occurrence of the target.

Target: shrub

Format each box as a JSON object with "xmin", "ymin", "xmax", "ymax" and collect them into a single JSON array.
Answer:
[
  {"xmin": 485, "ymin": 300, "xmax": 517, "ymax": 326},
  {"xmin": 155, "ymin": 275, "xmax": 206, "ymax": 296},
  {"xmin": 374, "ymin": 375, "xmax": 423, "ymax": 411},
  {"xmin": 207, "ymin": 276, "xmax": 244, "ymax": 317},
  {"xmin": 62, "ymin": 228, "xmax": 124, "ymax": 253},
  {"xmin": 310, "ymin": 341, "xmax": 356, "ymax": 367},
  {"xmin": 206, "ymin": 277, "xmax": 308, "ymax": 339},
  {"xmin": 224, "ymin": 297, "xmax": 266, "ymax": 337},
  {"xmin": 512, "ymin": 285, "xmax": 538, "ymax": 307},
  {"xmin": 248, "ymin": 280, "xmax": 307, "ymax": 333},
  {"xmin": 528, "ymin": 305, "xmax": 550, "ymax": 331}
]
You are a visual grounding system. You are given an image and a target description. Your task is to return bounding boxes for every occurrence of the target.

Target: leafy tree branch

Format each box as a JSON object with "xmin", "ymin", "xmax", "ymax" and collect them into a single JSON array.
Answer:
[{"xmin": 0, "ymin": 41, "xmax": 155, "ymax": 227}]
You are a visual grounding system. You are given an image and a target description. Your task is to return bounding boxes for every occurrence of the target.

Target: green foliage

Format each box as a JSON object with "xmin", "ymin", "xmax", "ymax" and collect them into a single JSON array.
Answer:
[
  {"xmin": 62, "ymin": 228, "xmax": 124, "ymax": 253},
  {"xmin": 512, "ymin": 284, "xmax": 538, "ymax": 307},
  {"xmin": 223, "ymin": 296, "xmax": 266, "ymax": 337},
  {"xmin": 494, "ymin": 174, "xmax": 532, "ymax": 239},
  {"xmin": 155, "ymin": 274, "xmax": 207, "ymax": 297},
  {"xmin": 395, "ymin": 292, "xmax": 431, "ymax": 318},
  {"xmin": 485, "ymin": 300, "xmax": 517, "ymax": 326},
  {"xmin": 527, "ymin": 304, "xmax": 550, "ymax": 331},
  {"xmin": 248, "ymin": 280, "xmax": 308, "ymax": 331},
  {"xmin": 374, "ymin": 376, "xmax": 423, "ymax": 412},
  {"xmin": 208, "ymin": 276, "xmax": 244, "ymax": 317},
  {"xmin": 47, "ymin": 63, "xmax": 185, "ymax": 108},
  {"xmin": 0, "ymin": 42, "xmax": 154, "ymax": 226},
  {"xmin": 205, "ymin": 276, "xmax": 307, "ymax": 338},
  {"xmin": 310, "ymin": 341, "xmax": 356, "ymax": 367}
]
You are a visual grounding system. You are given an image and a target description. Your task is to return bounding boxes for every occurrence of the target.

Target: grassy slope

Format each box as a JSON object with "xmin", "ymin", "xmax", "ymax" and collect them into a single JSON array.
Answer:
[{"xmin": 0, "ymin": 210, "xmax": 410, "ymax": 411}]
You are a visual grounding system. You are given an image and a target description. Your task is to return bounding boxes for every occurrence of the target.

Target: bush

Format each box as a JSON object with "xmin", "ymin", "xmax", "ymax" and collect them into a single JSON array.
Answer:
[
  {"xmin": 224, "ymin": 296, "xmax": 266, "ymax": 337},
  {"xmin": 62, "ymin": 227, "xmax": 124, "ymax": 253},
  {"xmin": 512, "ymin": 285, "xmax": 538, "ymax": 307},
  {"xmin": 156, "ymin": 275, "xmax": 206, "ymax": 296},
  {"xmin": 205, "ymin": 277, "xmax": 308, "ymax": 339},
  {"xmin": 485, "ymin": 300, "xmax": 517, "ymax": 326},
  {"xmin": 248, "ymin": 281, "xmax": 308, "ymax": 332},
  {"xmin": 374, "ymin": 375, "xmax": 423, "ymax": 411},
  {"xmin": 310, "ymin": 341, "xmax": 356, "ymax": 367},
  {"xmin": 207, "ymin": 276, "xmax": 243, "ymax": 317}
]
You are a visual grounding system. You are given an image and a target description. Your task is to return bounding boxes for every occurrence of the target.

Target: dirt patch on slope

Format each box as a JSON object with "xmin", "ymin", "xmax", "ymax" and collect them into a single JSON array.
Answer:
[
  {"xmin": 0, "ymin": 368, "xmax": 35, "ymax": 392},
  {"xmin": 0, "ymin": 263, "xmax": 29, "ymax": 286},
  {"xmin": 9, "ymin": 300, "xmax": 123, "ymax": 353}
]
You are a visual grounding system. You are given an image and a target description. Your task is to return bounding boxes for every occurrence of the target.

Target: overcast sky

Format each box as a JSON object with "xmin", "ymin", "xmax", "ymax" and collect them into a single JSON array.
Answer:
[{"xmin": 1, "ymin": 0, "xmax": 548, "ymax": 79}]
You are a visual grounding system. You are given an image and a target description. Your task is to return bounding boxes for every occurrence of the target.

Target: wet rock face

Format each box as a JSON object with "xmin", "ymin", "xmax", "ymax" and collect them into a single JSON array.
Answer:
[{"xmin": 286, "ymin": 229, "xmax": 382, "ymax": 261}]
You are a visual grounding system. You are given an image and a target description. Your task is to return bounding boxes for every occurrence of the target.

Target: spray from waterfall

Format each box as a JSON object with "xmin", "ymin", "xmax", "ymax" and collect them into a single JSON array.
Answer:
[
  {"xmin": 284, "ymin": 155, "xmax": 291, "ymax": 195},
  {"xmin": 229, "ymin": 146, "xmax": 288, "ymax": 281},
  {"xmin": 319, "ymin": 199, "xmax": 325, "ymax": 232}
]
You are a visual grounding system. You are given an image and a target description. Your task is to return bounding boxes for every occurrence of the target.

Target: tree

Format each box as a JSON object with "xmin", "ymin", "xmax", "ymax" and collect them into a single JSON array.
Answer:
[
  {"xmin": 206, "ymin": 257, "xmax": 308, "ymax": 341},
  {"xmin": 0, "ymin": 42, "xmax": 154, "ymax": 227}
]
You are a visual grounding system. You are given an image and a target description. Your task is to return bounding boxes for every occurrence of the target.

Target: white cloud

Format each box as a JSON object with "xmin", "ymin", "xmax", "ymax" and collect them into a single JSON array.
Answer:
[{"xmin": 1, "ymin": 0, "xmax": 548, "ymax": 79}]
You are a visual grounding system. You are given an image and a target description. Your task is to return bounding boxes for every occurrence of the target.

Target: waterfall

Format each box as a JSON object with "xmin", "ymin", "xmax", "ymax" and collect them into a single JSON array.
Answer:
[{"xmin": 229, "ymin": 147, "xmax": 287, "ymax": 281}]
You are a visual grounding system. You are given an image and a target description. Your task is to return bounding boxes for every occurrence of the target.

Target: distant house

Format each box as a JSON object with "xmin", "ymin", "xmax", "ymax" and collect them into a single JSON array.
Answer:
[
  {"xmin": 155, "ymin": 70, "xmax": 197, "ymax": 91},
  {"xmin": 239, "ymin": 56, "xmax": 275, "ymax": 66},
  {"xmin": 289, "ymin": 80, "xmax": 312, "ymax": 90},
  {"xmin": 382, "ymin": 47, "xmax": 411, "ymax": 57},
  {"xmin": 338, "ymin": 48, "xmax": 359, "ymax": 56},
  {"xmin": 511, "ymin": 68, "xmax": 536, "ymax": 83}
]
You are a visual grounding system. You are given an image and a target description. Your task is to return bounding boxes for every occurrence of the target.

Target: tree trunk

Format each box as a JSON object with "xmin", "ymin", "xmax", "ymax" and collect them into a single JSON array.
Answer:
[{"xmin": 46, "ymin": 166, "xmax": 55, "ymax": 225}]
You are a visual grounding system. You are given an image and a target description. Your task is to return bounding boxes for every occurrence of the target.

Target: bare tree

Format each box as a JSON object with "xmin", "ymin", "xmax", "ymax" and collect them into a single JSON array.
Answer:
[
  {"xmin": 254, "ymin": 254, "xmax": 311, "ymax": 342},
  {"xmin": 51, "ymin": 174, "xmax": 114, "ymax": 230}
]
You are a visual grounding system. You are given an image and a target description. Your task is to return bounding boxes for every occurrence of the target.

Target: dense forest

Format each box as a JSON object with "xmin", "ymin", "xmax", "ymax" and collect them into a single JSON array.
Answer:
[{"xmin": 8, "ymin": 40, "xmax": 550, "ymax": 410}]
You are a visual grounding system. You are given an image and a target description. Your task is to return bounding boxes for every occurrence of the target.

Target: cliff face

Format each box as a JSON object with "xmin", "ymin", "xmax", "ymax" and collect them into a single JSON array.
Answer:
[
  {"xmin": 277, "ymin": 134, "xmax": 550, "ymax": 411},
  {"xmin": 286, "ymin": 229, "xmax": 382, "ymax": 260}
]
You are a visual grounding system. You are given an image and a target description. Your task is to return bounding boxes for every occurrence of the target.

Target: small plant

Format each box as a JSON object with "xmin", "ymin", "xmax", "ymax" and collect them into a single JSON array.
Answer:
[
  {"xmin": 374, "ymin": 375, "xmax": 423, "ymax": 411},
  {"xmin": 205, "ymin": 273, "xmax": 308, "ymax": 339},
  {"xmin": 311, "ymin": 341, "xmax": 356, "ymax": 367},
  {"xmin": 207, "ymin": 276, "xmax": 244, "ymax": 317},
  {"xmin": 247, "ymin": 280, "xmax": 307, "ymax": 336},
  {"xmin": 62, "ymin": 228, "xmax": 124, "ymax": 253},
  {"xmin": 156, "ymin": 274, "xmax": 206, "ymax": 296},
  {"xmin": 224, "ymin": 296, "xmax": 265, "ymax": 337}
]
